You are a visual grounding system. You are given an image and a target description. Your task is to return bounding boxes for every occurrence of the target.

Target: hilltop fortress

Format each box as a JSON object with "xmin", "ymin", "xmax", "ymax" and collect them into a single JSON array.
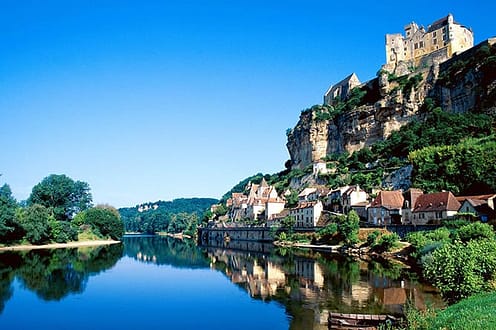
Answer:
[
  {"xmin": 325, "ymin": 14, "xmax": 473, "ymax": 106},
  {"xmin": 288, "ymin": 14, "xmax": 495, "ymax": 170}
]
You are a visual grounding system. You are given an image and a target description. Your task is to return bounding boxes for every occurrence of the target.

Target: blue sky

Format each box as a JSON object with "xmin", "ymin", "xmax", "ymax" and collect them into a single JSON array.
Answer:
[{"xmin": 1, "ymin": 1, "xmax": 495, "ymax": 208}]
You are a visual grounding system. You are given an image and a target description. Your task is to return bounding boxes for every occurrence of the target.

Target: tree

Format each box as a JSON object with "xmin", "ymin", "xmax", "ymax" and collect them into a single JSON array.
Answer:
[
  {"xmin": 0, "ymin": 184, "xmax": 19, "ymax": 241},
  {"xmin": 28, "ymin": 174, "xmax": 93, "ymax": 221},
  {"xmin": 75, "ymin": 206, "xmax": 124, "ymax": 240},
  {"xmin": 338, "ymin": 210, "xmax": 360, "ymax": 245},
  {"xmin": 17, "ymin": 204, "xmax": 51, "ymax": 244}
]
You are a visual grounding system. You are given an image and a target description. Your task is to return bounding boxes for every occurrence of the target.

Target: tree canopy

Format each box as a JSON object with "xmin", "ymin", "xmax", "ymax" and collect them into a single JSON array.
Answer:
[{"xmin": 28, "ymin": 174, "xmax": 92, "ymax": 221}]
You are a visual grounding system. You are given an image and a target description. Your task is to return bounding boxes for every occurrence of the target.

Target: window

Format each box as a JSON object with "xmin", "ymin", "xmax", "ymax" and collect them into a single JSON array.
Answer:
[
  {"xmin": 433, "ymin": 38, "xmax": 437, "ymax": 45},
  {"xmin": 420, "ymin": 41, "xmax": 424, "ymax": 48},
  {"xmin": 414, "ymin": 43, "xmax": 418, "ymax": 50},
  {"xmin": 433, "ymin": 31, "xmax": 437, "ymax": 37}
]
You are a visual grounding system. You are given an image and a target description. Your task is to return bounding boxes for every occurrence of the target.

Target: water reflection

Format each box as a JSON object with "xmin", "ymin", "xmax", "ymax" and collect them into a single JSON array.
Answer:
[
  {"xmin": 0, "ymin": 244, "xmax": 123, "ymax": 311},
  {"xmin": 0, "ymin": 237, "xmax": 442, "ymax": 330},
  {"xmin": 203, "ymin": 240, "xmax": 443, "ymax": 329}
]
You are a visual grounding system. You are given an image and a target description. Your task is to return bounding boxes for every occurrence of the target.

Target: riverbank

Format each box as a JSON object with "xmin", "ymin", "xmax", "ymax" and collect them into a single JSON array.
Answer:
[{"xmin": 0, "ymin": 239, "xmax": 121, "ymax": 251}]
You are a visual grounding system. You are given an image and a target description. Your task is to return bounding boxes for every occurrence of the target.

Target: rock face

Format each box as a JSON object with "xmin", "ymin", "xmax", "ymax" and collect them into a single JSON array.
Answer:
[{"xmin": 287, "ymin": 38, "xmax": 496, "ymax": 170}]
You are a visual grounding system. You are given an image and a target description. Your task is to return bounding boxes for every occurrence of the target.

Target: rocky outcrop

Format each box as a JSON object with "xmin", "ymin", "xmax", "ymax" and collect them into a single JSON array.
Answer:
[{"xmin": 287, "ymin": 38, "xmax": 496, "ymax": 170}]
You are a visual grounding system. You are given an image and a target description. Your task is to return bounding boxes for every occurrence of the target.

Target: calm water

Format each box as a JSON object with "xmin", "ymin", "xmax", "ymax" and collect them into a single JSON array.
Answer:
[{"xmin": 0, "ymin": 236, "xmax": 442, "ymax": 329}]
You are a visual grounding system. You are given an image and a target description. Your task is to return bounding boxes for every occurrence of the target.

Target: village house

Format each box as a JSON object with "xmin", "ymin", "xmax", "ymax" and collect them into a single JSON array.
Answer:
[
  {"xmin": 342, "ymin": 185, "xmax": 368, "ymax": 214},
  {"xmin": 457, "ymin": 194, "xmax": 496, "ymax": 223},
  {"xmin": 226, "ymin": 179, "xmax": 285, "ymax": 222},
  {"xmin": 412, "ymin": 191, "xmax": 460, "ymax": 225},
  {"xmin": 326, "ymin": 185, "xmax": 353, "ymax": 213},
  {"xmin": 289, "ymin": 200, "xmax": 323, "ymax": 228},
  {"xmin": 401, "ymin": 188, "xmax": 424, "ymax": 224},
  {"xmin": 367, "ymin": 190, "xmax": 404, "ymax": 225},
  {"xmin": 245, "ymin": 179, "xmax": 286, "ymax": 221},
  {"xmin": 298, "ymin": 186, "xmax": 329, "ymax": 203}
]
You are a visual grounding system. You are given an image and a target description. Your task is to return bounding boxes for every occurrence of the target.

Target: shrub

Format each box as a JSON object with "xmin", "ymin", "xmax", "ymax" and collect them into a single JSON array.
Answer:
[
  {"xmin": 423, "ymin": 240, "xmax": 496, "ymax": 304},
  {"xmin": 366, "ymin": 230, "xmax": 381, "ymax": 246},
  {"xmin": 49, "ymin": 219, "xmax": 78, "ymax": 243},
  {"xmin": 371, "ymin": 233, "xmax": 400, "ymax": 253},
  {"xmin": 457, "ymin": 222, "xmax": 495, "ymax": 243}
]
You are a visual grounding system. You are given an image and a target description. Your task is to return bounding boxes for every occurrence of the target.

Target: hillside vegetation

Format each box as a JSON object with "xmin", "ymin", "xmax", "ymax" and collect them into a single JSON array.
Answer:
[{"xmin": 119, "ymin": 198, "xmax": 218, "ymax": 235}]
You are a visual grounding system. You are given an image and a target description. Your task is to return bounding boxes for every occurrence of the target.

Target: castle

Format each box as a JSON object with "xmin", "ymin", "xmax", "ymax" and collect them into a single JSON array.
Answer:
[
  {"xmin": 385, "ymin": 14, "xmax": 473, "ymax": 68},
  {"xmin": 324, "ymin": 14, "xmax": 473, "ymax": 105}
]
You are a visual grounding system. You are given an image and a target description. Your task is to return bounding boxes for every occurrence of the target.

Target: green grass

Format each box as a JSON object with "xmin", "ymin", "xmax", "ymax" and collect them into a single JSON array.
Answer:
[{"xmin": 427, "ymin": 292, "xmax": 496, "ymax": 329}]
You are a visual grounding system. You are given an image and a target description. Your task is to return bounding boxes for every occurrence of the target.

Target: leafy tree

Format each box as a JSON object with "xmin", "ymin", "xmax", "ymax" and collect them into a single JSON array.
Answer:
[
  {"xmin": 0, "ymin": 184, "xmax": 20, "ymax": 241},
  {"xmin": 28, "ymin": 174, "xmax": 92, "ymax": 221},
  {"xmin": 17, "ymin": 204, "xmax": 51, "ymax": 244},
  {"xmin": 49, "ymin": 218, "xmax": 78, "ymax": 243},
  {"xmin": 75, "ymin": 206, "xmax": 124, "ymax": 240},
  {"xmin": 338, "ymin": 210, "xmax": 360, "ymax": 245}
]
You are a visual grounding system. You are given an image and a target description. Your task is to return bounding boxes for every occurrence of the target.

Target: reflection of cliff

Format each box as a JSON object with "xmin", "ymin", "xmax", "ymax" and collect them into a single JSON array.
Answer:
[
  {"xmin": 0, "ymin": 244, "xmax": 123, "ymax": 310},
  {"xmin": 123, "ymin": 235, "xmax": 210, "ymax": 269}
]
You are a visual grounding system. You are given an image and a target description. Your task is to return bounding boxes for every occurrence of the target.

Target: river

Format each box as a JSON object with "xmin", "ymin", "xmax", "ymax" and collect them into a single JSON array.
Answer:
[{"xmin": 0, "ymin": 235, "xmax": 442, "ymax": 329}]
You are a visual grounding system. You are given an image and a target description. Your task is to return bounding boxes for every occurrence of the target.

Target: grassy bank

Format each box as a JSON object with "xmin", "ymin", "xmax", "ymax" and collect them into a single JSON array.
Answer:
[{"xmin": 425, "ymin": 292, "xmax": 496, "ymax": 330}]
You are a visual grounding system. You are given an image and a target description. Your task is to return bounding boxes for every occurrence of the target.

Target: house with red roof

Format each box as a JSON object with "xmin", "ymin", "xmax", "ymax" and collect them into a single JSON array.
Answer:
[
  {"xmin": 367, "ymin": 190, "xmax": 404, "ymax": 225},
  {"xmin": 412, "ymin": 191, "xmax": 460, "ymax": 225}
]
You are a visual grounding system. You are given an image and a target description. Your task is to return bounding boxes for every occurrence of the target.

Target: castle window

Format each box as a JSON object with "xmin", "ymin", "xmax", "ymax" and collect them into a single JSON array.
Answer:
[
  {"xmin": 419, "ymin": 41, "xmax": 424, "ymax": 48},
  {"xmin": 433, "ymin": 31, "xmax": 437, "ymax": 37},
  {"xmin": 433, "ymin": 38, "xmax": 437, "ymax": 45},
  {"xmin": 414, "ymin": 43, "xmax": 418, "ymax": 49}
]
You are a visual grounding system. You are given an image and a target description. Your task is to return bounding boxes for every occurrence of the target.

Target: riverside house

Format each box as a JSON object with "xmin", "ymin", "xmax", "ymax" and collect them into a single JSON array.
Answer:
[{"xmin": 412, "ymin": 191, "xmax": 460, "ymax": 225}]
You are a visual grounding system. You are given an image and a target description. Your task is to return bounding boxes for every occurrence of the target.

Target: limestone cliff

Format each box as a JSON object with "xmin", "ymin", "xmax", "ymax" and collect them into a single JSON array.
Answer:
[{"xmin": 287, "ymin": 38, "xmax": 496, "ymax": 170}]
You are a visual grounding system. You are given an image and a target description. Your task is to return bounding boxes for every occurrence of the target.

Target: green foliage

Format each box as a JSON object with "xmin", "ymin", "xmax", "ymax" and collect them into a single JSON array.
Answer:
[
  {"xmin": 427, "ymin": 292, "xmax": 496, "ymax": 329},
  {"xmin": 366, "ymin": 230, "xmax": 381, "ymax": 246},
  {"xmin": 17, "ymin": 204, "xmax": 51, "ymax": 244},
  {"xmin": 409, "ymin": 135, "xmax": 496, "ymax": 194},
  {"xmin": 457, "ymin": 222, "xmax": 495, "ymax": 243},
  {"xmin": 423, "ymin": 239, "xmax": 496, "ymax": 304},
  {"xmin": 119, "ymin": 198, "xmax": 217, "ymax": 233},
  {"xmin": 406, "ymin": 227, "xmax": 452, "ymax": 259},
  {"xmin": 338, "ymin": 210, "xmax": 360, "ymax": 245},
  {"xmin": 371, "ymin": 233, "xmax": 400, "ymax": 253},
  {"xmin": 0, "ymin": 184, "xmax": 20, "ymax": 241},
  {"xmin": 49, "ymin": 219, "xmax": 77, "ymax": 243},
  {"xmin": 212, "ymin": 204, "xmax": 227, "ymax": 217},
  {"xmin": 167, "ymin": 213, "xmax": 198, "ymax": 236},
  {"xmin": 76, "ymin": 207, "xmax": 124, "ymax": 240},
  {"xmin": 28, "ymin": 174, "xmax": 92, "ymax": 221}
]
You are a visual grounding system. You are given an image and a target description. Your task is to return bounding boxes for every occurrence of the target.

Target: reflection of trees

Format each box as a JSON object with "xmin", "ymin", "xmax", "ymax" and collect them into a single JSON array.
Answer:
[
  {"xmin": 0, "ymin": 253, "xmax": 21, "ymax": 313},
  {"xmin": 123, "ymin": 236, "xmax": 210, "ymax": 269},
  {"xmin": 0, "ymin": 244, "xmax": 123, "ymax": 308}
]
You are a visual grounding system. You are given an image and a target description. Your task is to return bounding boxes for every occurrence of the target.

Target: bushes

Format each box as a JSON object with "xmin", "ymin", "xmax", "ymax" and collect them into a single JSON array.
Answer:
[
  {"xmin": 74, "ymin": 206, "xmax": 124, "ymax": 240},
  {"xmin": 423, "ymin": 239, "xmax": 496, "ymax": 304},
  {"xmin": 370, "ymin": 233, "xmax": 400, "ymax": 253}
]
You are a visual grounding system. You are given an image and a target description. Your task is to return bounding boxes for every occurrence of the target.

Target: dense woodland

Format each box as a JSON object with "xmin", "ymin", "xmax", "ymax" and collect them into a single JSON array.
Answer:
[
  {"xmin": 0, "ymin": 174, "xmax": 124, "ymax": 245},
  {"xmin": 119, "ymin": 198, "xmax": 218, "ymax": 235}
]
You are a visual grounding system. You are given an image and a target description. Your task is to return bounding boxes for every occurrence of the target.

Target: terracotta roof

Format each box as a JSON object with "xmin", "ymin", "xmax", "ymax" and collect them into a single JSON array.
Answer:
[
  {"xmin": 371, "ymin": 191, "xmax": 404, "ymax": 209},
  {"xmin": 290, "ymin": 201, "xmax": 320, "ymax": 210},
  {"xmin": 456, "ymin": 194, "xmax": 496, "ymax": 202},
  {"xmin": 413, "ymin": 192, "xmax": 461, "ymax": 213}
]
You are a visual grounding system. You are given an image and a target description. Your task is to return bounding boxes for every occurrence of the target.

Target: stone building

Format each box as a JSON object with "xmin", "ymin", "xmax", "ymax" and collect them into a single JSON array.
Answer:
[
  {"xmin": 290, "ymin": 200, "xmax": 324, "ymax": 228},
  {"xmin": 385, "ymin": 14, "xmax": 473, "ymax": 68},
  {"xmin": 412, "ymin": 191, "xmax": 460, "ymax": 225},
  {"xmin": 324, "ymin": 73, "xmax": 361, "ymax": 106}
]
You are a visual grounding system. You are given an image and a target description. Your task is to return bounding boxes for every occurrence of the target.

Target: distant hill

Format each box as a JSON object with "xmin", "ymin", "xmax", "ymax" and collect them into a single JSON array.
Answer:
[{"xmin": 119, "ymin": 198, "xmax": 218, "ymax": 234}]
